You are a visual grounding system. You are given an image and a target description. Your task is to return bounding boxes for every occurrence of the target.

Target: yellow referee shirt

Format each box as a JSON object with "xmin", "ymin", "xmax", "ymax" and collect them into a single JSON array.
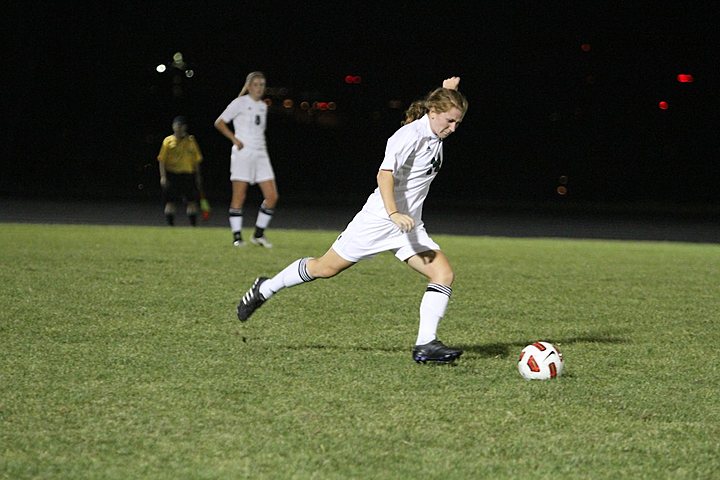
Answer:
[{"xmin": 157, "ymin": 135, "xmax": 203, "ymax": 174}]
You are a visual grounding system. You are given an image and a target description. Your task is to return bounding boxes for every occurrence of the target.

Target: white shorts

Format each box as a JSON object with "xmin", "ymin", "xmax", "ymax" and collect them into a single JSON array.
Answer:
[
  {"xmin": 229, "ymin": 146, "xmax": 275, "ymax": 184},
  {"xmin": 331, "ymin": 210, "xmax": 440, "ymax": 262}
]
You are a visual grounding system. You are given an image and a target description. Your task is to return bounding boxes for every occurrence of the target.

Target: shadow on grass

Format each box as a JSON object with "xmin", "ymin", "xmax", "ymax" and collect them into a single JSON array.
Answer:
[
  {"xmin": 271, "ymin": 334, "xmax": 628, "ymax": 359},
  {"xmin": 460, "ymin": 334, "xmax": 630, "ymax": 359}
]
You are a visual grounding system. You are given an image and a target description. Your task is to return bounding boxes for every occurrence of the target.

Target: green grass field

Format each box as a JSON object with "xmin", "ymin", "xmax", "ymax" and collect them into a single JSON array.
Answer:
[{"xmin": 1, "ymin": 223, "xmax": 719, "ymax": 479}]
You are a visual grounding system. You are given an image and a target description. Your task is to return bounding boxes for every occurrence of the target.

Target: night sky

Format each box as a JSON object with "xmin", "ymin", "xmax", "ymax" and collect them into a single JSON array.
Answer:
[{"xmin": 5, "ymin": 2, "xmax": 720, "ymax": 209}]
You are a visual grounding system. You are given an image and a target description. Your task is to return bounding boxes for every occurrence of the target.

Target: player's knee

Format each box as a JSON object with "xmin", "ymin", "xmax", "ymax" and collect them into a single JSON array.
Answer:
[
  {"xmin": 264, "ymin": 192, "xmax": 279, "ymax": 208},
  {"xmin": 164, "ymin": 203, "xmax": 176, "ymax": 215},
  {"xmin": 312, "ymin": 266, "xmax": 340, "ymax": 279},
  {"xmin": 307, "ymin": 260, "xmax": 341, "ymax": 279},
  {"xmin": 433, "ymin": 266, "xmax": 454, "ymax": 286}
]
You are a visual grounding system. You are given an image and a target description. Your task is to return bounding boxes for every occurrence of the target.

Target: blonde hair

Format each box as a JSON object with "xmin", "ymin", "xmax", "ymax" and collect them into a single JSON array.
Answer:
[
  {"xmin": 238, "ymin": 71, "xmax": 266, "ymax": 97},
  {"xmin": 402, "ymin": 88, "xmax": 468, "ymax": 125}
]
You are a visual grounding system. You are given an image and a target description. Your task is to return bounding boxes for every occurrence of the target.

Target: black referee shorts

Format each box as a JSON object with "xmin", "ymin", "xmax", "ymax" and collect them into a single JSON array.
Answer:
[{"xmin": 163, "ymin": 172, "xmax": 199, "ymax": 203}]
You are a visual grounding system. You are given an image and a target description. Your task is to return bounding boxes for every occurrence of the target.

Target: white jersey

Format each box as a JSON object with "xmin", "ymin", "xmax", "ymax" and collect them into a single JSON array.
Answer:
[
  {"xmin": 361, "ymin": 114, "xmax": 443, "ymax": 222},
  {"xmin": 218, "ymin": 95, "xmax": 267, "ymax": 150}
]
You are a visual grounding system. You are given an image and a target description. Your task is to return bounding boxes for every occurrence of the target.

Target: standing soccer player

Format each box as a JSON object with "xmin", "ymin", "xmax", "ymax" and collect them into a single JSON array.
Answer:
[
  {"xmin": 157, "ymin": 116, "xmax": 204, "ymax": 226},
  {"xmin": 235, "ymin": 77, "xmax": 468, "ymax": 364},
  {"xmin": 214, "ymin": 71, "xmax": 278, "ymax": 248}
]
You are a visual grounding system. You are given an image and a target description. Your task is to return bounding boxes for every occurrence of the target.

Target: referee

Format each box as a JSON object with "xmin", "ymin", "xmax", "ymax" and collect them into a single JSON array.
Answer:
[{"xmin": 157, "ymin": 116, "xmax": 204, "ymax": 226}]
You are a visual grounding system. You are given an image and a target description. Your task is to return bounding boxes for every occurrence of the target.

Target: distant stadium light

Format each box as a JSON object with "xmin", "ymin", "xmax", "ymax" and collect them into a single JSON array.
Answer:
[
  {"xmin": 676, "ymin": 74, "xmax": 694, "ymax": 83},
  {"xmin": 658, "ymin": 101, "xmax": 669, "ymax": 110},
  {"xmin": 344, "ymin": 75, "xmax": 362, "ymax": 84},
  {"xmin": 156, "ymin": 64, "xmax": 167, "ymax": 73}
]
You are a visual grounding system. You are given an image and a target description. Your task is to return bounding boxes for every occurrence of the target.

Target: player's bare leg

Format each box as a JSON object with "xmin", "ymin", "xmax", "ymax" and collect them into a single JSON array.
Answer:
[{"xmin": 306, "ymin": 248, "xmax": 355, "ymax": 278}]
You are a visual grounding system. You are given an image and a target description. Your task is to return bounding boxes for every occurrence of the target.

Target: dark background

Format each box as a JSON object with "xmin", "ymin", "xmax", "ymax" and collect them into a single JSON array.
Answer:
[{"xmin": 4, "ymin": 2, "xmax": 720, "ymax": 214}]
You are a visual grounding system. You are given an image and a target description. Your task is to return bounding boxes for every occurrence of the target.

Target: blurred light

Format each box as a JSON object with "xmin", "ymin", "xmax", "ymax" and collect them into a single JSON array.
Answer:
[
  {"xmin": 388, "ymin": 99, "xmax": 403, "ymax": 109},
  {"xmin": 556, "ymin": 186, "xmax": 568, "ymax": 196},
  {"xmin": 558, "ymin": 175, "xmax": 568, "ymax": 185},
  {"xmin": 313, "ymin": 101, "xmax": 329, "ymax": 111},
  {"xmin": 327, "ymin": 102, "xmax": 337, "ymax": 111},
  {"xmin": 184, "ymin": 69, "xmax": 194, "ymax": 78},
  {"xmin": 344, "ymin": 75, "xmax": 362, "ymax": 84},
  {"xmin": 172, "ymin": 52, "xmax": 186, "ymax": 70},
  {"xmin": 156, "ymin": 64, "xmax": 167, "ymax": 73},
  {"xmin": 658, "ymin": 101, "xmax": 669, "ymax": 110},
  {"xmin": 300, "ymin": 101, "xmax": 310, "ymax": 111},
  {"xmin": 264, "ymin": 98, "xmax": 273, "ymax": 106},
  {"xmin": 580, "ymin": 43, "xmax": 591, "ymax": 52},
  {"xmin": 282, "ymin": 99, "xmax": 294, "ymax": 109},
  {"xmin": 266, "ymin": 87, "xmax": 290, "ymax": 96},
  {"xmin": 677, "ymin": 74, "xmax": 694, "ymax": 83}
]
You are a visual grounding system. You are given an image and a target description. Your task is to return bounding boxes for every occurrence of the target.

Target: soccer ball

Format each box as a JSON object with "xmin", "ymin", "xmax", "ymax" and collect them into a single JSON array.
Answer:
[{"xmin": 518, "ymin": 341, "xmax": 564, "ymax": 380}]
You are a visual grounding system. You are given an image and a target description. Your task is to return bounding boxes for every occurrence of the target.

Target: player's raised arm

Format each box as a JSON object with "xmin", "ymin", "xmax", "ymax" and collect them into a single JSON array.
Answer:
[{"xmin": 442, "ymin": 76, "xmax": 460, "ymax": 90}]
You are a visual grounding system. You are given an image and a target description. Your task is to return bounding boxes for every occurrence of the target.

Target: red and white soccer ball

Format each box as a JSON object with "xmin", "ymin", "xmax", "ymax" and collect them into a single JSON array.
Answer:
[{"xmin": 518, "ymin": 341, "xmax": 564, "ymax": 380}]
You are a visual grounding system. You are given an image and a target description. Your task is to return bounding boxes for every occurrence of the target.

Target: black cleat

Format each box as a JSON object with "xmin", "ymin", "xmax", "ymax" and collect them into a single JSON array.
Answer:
[
  {"xmin": 236, "ymin": 277, "xmax": 268, "ymax": 321},
  {"xmin": 412, "ymin": 339, "xmax": 463, "ymax": 364}
]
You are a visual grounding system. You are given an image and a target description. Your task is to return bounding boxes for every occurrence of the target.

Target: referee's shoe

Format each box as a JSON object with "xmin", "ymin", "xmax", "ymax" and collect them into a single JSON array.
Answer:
[
  {"xmin": 412, "ymin": 339, "xmax": 463, "ymax": 364},
  {"xmin": 237, "ymin": 277, "xmax": 268, "ymax": 321}
]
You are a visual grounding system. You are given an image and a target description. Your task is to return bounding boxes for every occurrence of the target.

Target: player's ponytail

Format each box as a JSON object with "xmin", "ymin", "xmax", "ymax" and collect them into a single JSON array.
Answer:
[
  {"xmin": 402, "ymin": 87, "xmax": 469, "ymax": 125},
  {"xmin": 238, "ymin": 71, "xmax": 265, "ymax": 96},
  {"xmin": 402, "ymin": 100, "xmax": 428, "ymax": 125}
]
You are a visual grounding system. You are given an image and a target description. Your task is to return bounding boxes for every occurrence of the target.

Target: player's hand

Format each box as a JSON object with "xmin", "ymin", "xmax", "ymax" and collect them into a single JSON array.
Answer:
[
  {"xmin": 442, "ymin": 76, "xmax": 460, "ymax": 90},
  {"xmin": 160, "ymin": 176, "xmax": 167, "ymax": 188},
  {"xmin": 390, "ymin": 212, "xmax": 415, "ymax": 233},
  {"xmin": 232, "ymin": 139, "xmax": 244, "ymax": 150}
]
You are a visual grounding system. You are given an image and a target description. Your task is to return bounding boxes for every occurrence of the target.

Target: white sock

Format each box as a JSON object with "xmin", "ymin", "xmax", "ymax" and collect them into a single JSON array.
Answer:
[
  {"xmin": 256, "ymin": 203, "xmax": 274, "ymax": 230},
  {"xmin": 415, "ymin": 283, "xmax": 452, "ymax": 345},
  {"xmin": 259, "ymin": 257, "xmax": 315, "ymax": 299},
  {"xmin": 229, "ymin": 208, "xmax": 243, "ymax": 234}
]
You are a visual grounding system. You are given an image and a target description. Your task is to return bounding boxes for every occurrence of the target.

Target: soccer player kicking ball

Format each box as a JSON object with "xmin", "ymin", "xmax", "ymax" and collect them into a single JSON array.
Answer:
[{"xmin": 236, "ymin": 77, "xmax": 468, "ymax": 364}]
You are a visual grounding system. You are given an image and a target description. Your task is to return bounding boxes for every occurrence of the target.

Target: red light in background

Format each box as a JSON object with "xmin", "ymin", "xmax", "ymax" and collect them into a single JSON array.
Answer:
[
  {"xmin": 677, "ymin": 74, "xmax": 694, "ymax": 83},
  {"xmin": 580, "ymin": 43, "xmax": 591, "ymax": 52},
  {"xmin": 344, "ymin": 75, "xmax": 362, "ymax": 84},
  {"xmin": 658, "ymin": 101, "xmax": 669, "ymax": 110}
]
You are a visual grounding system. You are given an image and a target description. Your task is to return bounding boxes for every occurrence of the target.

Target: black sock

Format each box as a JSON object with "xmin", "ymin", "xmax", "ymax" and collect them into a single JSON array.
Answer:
[
  {"xmin": 254, "ymin": 227, "xmax": 265, "ymax": 238},
  {"xmin": 234, "ymin": 231, "xmax": 243, "ymax": 242},
  {"xmin": 166, "ymin": 214, "xmax": 175, "ymax": 226},
  {"xmin": 189, "ymin": 214, "xmax": 197, "ymax": 226}
]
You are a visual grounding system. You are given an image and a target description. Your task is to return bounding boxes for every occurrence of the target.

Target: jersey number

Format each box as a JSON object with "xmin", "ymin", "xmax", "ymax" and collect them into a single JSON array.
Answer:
[{"xmin": 426, "ymin": 156, "xmax": 442, "ymax": 175}]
